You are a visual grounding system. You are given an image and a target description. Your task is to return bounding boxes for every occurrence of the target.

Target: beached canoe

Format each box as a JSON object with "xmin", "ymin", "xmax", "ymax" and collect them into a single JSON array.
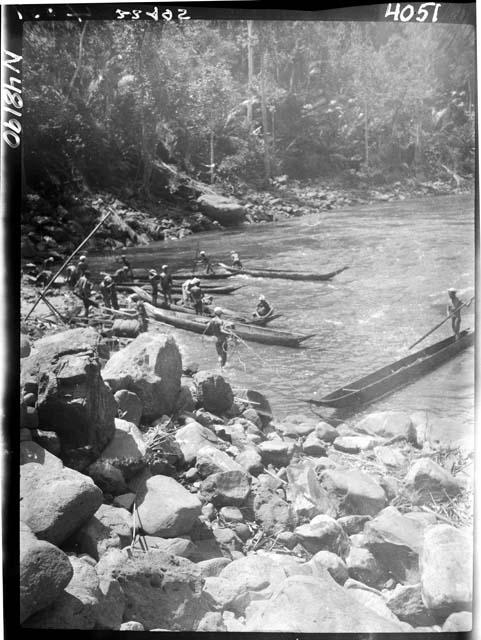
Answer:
[
  {"xmin": 218, "ymin": 263, "xmax": 348, "ymax": 282},
  {"xmin": 144, "ymin": 302, "xmax": 314, "ymax": 348},
  {"xmin": 132, "ymin": 268, "xmax": 232, "ymax": 280},
  {"xmin": 119, "ymin": 282, "xmax": 244, "ymax": 295},
  {"xmin": 308, "ymin": 329, "xmax": 475, "ymax": 409}
]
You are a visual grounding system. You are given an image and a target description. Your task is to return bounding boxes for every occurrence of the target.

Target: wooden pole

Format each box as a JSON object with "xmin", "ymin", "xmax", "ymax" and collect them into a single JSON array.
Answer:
[
  {"xmin": 408, "ymin": 296, "xmax": 474, "ymax": 350},
  {"xmin": 25, "ymin": 210, "xmax": 113, "ymax": 321}
]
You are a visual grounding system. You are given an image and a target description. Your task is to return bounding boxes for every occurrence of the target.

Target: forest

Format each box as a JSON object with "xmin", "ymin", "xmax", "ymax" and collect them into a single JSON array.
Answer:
[{"xmin": 21, "ymin": 18, "xmax": 475, "ymax": 249}]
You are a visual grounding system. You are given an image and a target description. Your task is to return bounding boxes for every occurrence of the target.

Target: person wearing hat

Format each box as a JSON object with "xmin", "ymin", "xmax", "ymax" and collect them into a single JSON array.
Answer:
[
  {"xmin": 182, "ymin": 277, "xmax": 195, "ymax": 305},
  {"xmin": 119, "ymin": 254, "xmax": 134, "ymax": 280},
  {"xmin": 77, "ymin": 255, "xmax": 89, "ymax": 276},
  {"xmin": 42, "ymin": 256, "xmax": 55, "ymax": 271},
  {"xmin": 189, "ymin": 277, "xmax": 204, "ymax": 315},
  {"xmin": 112, "ymin": 265, "xmax": 129, "ymax": 283},
  {"xmin": 447, "ymin": 288, "xmax": 469, "ymax": 340},
  {"xmin": 65, "ymin": 263, "xmax": 79, "ymax": 289},
  {"xmin": 230, "ymin": 251, "xmax": 242, "ymax": 269},
  {"xmin": 148, "ymin": 268, "xmax": 161, "ymax": 305},
  {"xmin": 197, "ymin": 250, "xmax": 214, "ymax": 274},
  {"xmin": 206, "ymin": 307, "xmax": 232, "ymax": 367},
  {"xmin": 254, "ymin": 294, "xmax": 273, "ymax": 319},
  {"xmin": 160, "ymin": 264, "xmax": 173, "ymax": 305},
  {"xmin": 100, "ymin": 274, "xmax": 118, "ymax": 309}
]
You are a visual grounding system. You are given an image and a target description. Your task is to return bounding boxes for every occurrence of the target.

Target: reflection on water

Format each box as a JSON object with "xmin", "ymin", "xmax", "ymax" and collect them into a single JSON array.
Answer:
[{"xmin": 91, "ymin": 193, "xmax": 475, "ymax": 443}]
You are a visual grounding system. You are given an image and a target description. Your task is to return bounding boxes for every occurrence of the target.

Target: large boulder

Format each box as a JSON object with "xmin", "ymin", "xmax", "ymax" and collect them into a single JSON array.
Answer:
[
  {"xmin": 134, "ymin": 475, "xmax": 202, "ymax": 537},
  {"xmin": 405, "ymin": 458, "xmax": 462, "ymax": 502},
  {"xmin": 95, "ymin": 576, "xmax": 126, "ymax": 630},
  {"xmin": 245, "ymin": 573, "xmax": 407, "ymax": 632},
  {"xmin": 20, "ymin": 523, "xmax": 73, "ymax": 623},
  {"xmin": 193, "ymin": 371, "xmax": 233, "ymax": 415},
  {"xmin": 295, "ymin": 515, "xmax": 349, "ymax": 556},
  {"xmin": 355, "ymin": 411, "xmax": 416, "ymax": 443},
  {"xmin": 24, "ymin": 555, "xmax": 102, "ymax": 629},
  {"xmin": 21, "ymin": 328, "xmax": 117, "ymax": 470},
  {"xmin": 420, "ymin": 525, "xmax": 472, "ymax": 616},
  {"xmin": 307, "ymin": 550, "xmax": 348, "ymax": 585},
  {"xmin": 96, "ymin": 548, "xmax": 210, "ymax": 630},
  {"xmin": 347, "ymin": 587, "xmax": 411, "ymax": 629},
  {"xmin": 442, "ymin": 611, "xmax": 472, "ymax": 632},
  {"xmin": 197, "ymin": 193, "xmax": 246, "ymax": 226},
  {"xmin": 363, "ymin": 506, "xmax": 426, "ymax": 584},
  {"xmin": 321, "ymin": 468, "xmax": 387, "ymax": 517},
  {"xmin": 258, "ymin": 439, "xmax": 295, "ymax": 467},
  {"xmin": 20, "ymin": 442, "xmax": 103, "ymax": 546},
  {"xmin": 102, "ymin": 333, "xmax": 182, "ymax": 421},
  {"xmin": 385, "ymin": 583, "xmax": 437, "ymax": 627},
  {"xmin": 73, "ymin": 504, "xmax": 132, "ymax": 560}
]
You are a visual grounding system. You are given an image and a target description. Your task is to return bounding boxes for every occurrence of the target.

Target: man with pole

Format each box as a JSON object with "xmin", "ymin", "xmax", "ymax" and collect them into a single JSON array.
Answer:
[{"xmin": 447, "ymin": 288, "xmax": 469, "ymax": 340}]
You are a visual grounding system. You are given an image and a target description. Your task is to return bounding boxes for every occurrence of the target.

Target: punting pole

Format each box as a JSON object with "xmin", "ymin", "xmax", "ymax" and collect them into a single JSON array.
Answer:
[
  {"xmin": 408, "ymin": 295, "xmax": 475, "ymax": 350},
  {"xmin": 24, "ymin": 209, "xmax": 114, "ymax": 321}
]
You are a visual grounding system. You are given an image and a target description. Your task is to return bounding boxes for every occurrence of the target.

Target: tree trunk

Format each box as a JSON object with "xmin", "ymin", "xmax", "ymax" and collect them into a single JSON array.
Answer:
[
  {"xmin": 209, "ymin": 130, "xmax": 215, "ymax": 184},
  {"xmin": 66, "ymin": 21, "xmax": 88, "ymax": 101},
  {"xmin": 247, "ymin": 20, "xmax": 254, "ymax": 130},
  {"xmin": 260, "ymin": 50, "xmax": 271, "ymax": 184}
]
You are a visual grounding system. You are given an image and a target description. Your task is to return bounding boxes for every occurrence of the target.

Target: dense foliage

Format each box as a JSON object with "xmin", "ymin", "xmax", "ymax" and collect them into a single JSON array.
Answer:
[{"xmin": 23, "ymin": 19, "xmax": 475, "ymax": 199}]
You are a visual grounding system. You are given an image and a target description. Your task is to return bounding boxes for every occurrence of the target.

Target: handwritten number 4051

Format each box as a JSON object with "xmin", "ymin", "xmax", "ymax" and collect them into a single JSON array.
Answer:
[{"xmin": 385, "ymin": 3, "xmax": 441, "ymax": 22}]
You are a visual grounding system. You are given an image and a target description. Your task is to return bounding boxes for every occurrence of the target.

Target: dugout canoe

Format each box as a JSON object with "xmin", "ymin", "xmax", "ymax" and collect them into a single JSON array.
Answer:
[
  {"xmin": 218, "ymin": 262, "xmax": 348, "ymax": 282},
  {"xmin": 129, "ymin": 286, "xmax": 280, "ymax": 326},
  {"xmin": 308, "ymin": 329, "xmax": 475, "ymax": 409},
  {"xmin": 144, "ymin": 302, "xmax": 313, "ymax": 347},
  {"xmin": 132, "ymin": 268, "xmax": 232, "ymax": 280},
  {"xmin": 120, "ymin": 282, "xmax": 244, "ymax": 295}
]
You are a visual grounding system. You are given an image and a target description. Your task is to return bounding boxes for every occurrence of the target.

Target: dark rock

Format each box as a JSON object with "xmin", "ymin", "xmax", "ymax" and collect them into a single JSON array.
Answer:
[
  {"xmin": 385, "ymin": 583, "xmax": 437, "ymax": 626},
  {"xmin": 20, "ymin": 334, "xmax": 31, "ymax": 358},
  {"xmin": 337, "ymin": 515, "xmax": 372, "ymax": 535},
  {"xmin": 96, "ymin": 576, "xmax": 126, "ymax": 630},
  {"xmin": 346, "ymin": 546, "xmax": 385, "ymax": 587},
  {"xmin": 113, "ymin": 389, "xmax": 143, "ymax": 426},
  {"xmin": 73, "ymin": 504, "xmax": 132, "ymax": 560},
  {"xmin": 405, "ymin": 458, "xmax": 462, "ymax": 502},
  {"xmin": 194, "ymin": 371, "xmax": 234, "ymax": 415},
  {"xmin": 31, "ymin": 429, "xmax": 61, "ymax": 456},
  {"xmin": 20, "ymin": 523, "xmax": 73, "ymax": 623}
]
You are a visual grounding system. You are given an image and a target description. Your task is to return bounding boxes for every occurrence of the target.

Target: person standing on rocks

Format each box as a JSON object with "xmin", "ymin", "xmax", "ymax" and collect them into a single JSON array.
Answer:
[
  {"xmin": 99, "ymin": 275, "xmax": 118, "ymax": 309},
  {"xmin": 206, "ymin": 307, "xmax": 231, "ymax": 367},
  {"xmin": 148, "ymin": 269, "xmax": 161, "ymax": 306},
  {"xmin": 160, "ymin": 264, "xmax": 173, "ymax": 306},
  {"xmin": 76, "ymin": 270, "xmax": 94, "ymax": 317},
  {"xmin": 77, "ymin": 255, "xmax": 89, "ymax": 276},
  {"xmin": 65, "ymin": 264, "xmax": 79, "ymax": 289}
]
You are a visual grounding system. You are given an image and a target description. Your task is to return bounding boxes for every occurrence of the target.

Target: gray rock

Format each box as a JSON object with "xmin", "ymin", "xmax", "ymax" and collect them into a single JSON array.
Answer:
[
  {"xmin": 102, "ymin": 333, "xmax": 182, "ymax": 422},
  {"xmin": 132, "ymin": 535, "xmax": 196, "ymax": 558},
  {"xmin": 295, "ymin": 514, "xmax": 349, "ymax": 556},
  {"xmin": 98, "ymin": 417, "xmax": 147, "ymax": 461},
  {"xmin": 96, "ymin": 576, "xmax": 126, "ymax": 630},
  {"xmin": 21, "ymin": 328, "xmax": 117, "ymax": 470},
  {"xmin": 302, "ymin": 432, "xmax": 327, "ymax": 456},
  {"xmin": 197, "ymin": 611, "xmax": 227, "ymax": 631},
  {"xmin": 202, "ymin": 576, "xmax": 250, "ymax": 615},
  {"xmin": 442, "ymin": 611, "xmax": 472, "ymax": 631},
  {"xmin": 315, "ymin": 421, "xmax": 338, "ymax": 442},
  {"xmin": 25, "ymin": 556, "xmax": 101, "ymax": 629},
  {"xmin": 405, "ymin": 458, "xmax": 462, "ymax": 502},
  {"xmin": 321, "ymin": 468, "xmax": 387, "ymax": 517},
  {"xmin": 197, "ymin": 556, "xmax": 232, "ymax": 578},
  {"xmin": 308, "ymin": 550, "xmax": 348, "ymax": 584},
  {"xmin": 385, "ymin": 582, "xmax": 437, "ymax": 626},
  {"xmin": 135, "ymin": 475, "xmax": 202, "ymax": 537},
  {"xmin": 346, "ymin": 546, "xmax": 384, "ymax": 587},
  {"xmin": 334, "ymin": 435, "xmax": 380, "ymax": 453},
  {"xmin": 96, "ymin": 548, "xmax": 210, "ymax": 630},
  {"xmin": 74, "ymin": 504, "xmax": 132, "ymax": 560},
  {"xmin": 200, "ymin": 470, "xmax": 251, "ymax": 507},
  {"xmin": 113, "ymin": 492, "xmax": 136, "ymax": 510},
  {"xmin": 258, "ymin": 439, "xmax": 295, "ymax": 467},
  {"xmin": 20, "ymin": 333, "xmax": 31, "ymax": 358},
  {"xmin": 348, "ymin": 587, "xmax": 411, "ymax": 629},
  {"xmin": 374, "ymin": 445, "xmax": 407, "ymax": 468},
  {"xmin": 420, "ymin": 524, "xmax": 472, "ymax": 616},
  {"xmin": 197, "ymin": 193, "xmax": 246, "ymax": 226},
  {"xmin": 244, "ymin": 573, "xmax": 407, "ymax": 632},
  {"xmin": 20, "ymin": 523, "xmax": 73, "ymax": 623},
  {"xmin": 20, "ymin": 442, "xmax": 103, "ymax": 546},
  {"xmin": 113, "ymin": 389, "xmax": 143, "ymax": 426},
  {"xmin": 337, "ymin": 515, "xmax": 371, "ymax": 535},
  {"xmin": 194, "ymin": 371, "xmax": 234, "ymax": 415},
  {"xmin": 87, "ymin": 459, "xmax": 128, "ymax": 496},
  {"xmin": 280, "ymin": 414, "xmax": 318, "ymax": 437},
  {"xmin": 175, "ymin": 421, "xmax": 219, "ymax": 464},
  {"xmin": 235, "ymin": 447, "xmax": 264, "ymax": 476},
  {"xmin": 355, "ymin": 411, "xmax": 416, "ymax": 443},
  {"xmin": 196, "ymin": 446, "xmax": 243, "ymax": 478},
  {"xmin": 219, "ymin": 506, "xmax": 244, "ymax": 523},
  {"xmin": 251, "ymin": 475, "xmax": 296, "ymax": 536}
]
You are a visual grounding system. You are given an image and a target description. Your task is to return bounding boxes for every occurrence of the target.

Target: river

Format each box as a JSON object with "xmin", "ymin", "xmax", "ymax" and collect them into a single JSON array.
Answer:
[{"xmin": 91, "ymin": 193, "xmax": 475, "ymax": 445}]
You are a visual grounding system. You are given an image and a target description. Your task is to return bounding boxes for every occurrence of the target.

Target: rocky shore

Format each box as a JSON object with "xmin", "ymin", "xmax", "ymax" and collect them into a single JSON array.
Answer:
[
  {"xmin": 19, "ymin": 323, "xmax": 473, "ymax": 632},
  {"xmin": 21, "ymin": 174, "xmax": 473, "ymax": 260}
]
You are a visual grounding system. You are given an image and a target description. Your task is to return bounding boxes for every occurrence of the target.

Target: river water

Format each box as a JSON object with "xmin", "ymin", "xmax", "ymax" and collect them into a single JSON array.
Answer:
[{"xmin": 91, "ymin": 193, "xmax": 475, "ymax": 445}]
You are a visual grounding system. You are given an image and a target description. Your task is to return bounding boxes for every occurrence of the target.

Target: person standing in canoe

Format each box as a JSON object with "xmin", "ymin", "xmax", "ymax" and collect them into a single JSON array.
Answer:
[
  {"xmin": 447, "ymin": 288, "xmax": 472, "ymax": 340},
  {"xmin": 120, "ymin": 254, "xmax": 135, "ymax": 280},
  {"xmin": 160, "ymin": 264, "xmax": 173, "ymax": 305},
  {"xmin": 230, "ymin": 251, "xmax": 242, "ymax": 269},
  {"xmin": 182, "ymin": 278, "xmax": 194, "ymax": 305},
  {"xmin": 148, "ymin": 269, "xmax": 161, "ymax": 306},
  {"xmin": 206, "ymin": 307, "xmax": 231, "ymax": 367},
  {"xmin": 197, "ymin": 250, "xmax": 214, "ymax": 274},
  {"xmin": 254, "ymin": 294, "xmax": 273, "ymax": 319},
  {"xmin": 100, "ymin": 275, "xmax": 118, "ymax": 309}
]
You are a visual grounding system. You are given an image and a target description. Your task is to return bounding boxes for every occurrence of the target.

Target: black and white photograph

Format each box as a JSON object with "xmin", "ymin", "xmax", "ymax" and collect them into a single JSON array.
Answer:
[{"xmin": 9, "ymin": 0, "xmax": 476, "ymax": 634}]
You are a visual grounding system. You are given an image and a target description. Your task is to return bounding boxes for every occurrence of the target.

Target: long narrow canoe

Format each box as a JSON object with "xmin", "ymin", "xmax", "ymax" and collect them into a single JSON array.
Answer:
[
  {"xmin": 218, "ymin": 262, "xmax": 348, "ymax": 282},
  {"xmin": 132, "ymin": 268, "xmax": 232, "ymax": 280},
  {"xmin": 144, "ymin": 302, "xmax": 314, "ymax": 348},
  {"xmin": 129, "ymin": 286, "xmax": 280, "ymax": 326},
  {"xmin": 309, "ymin": 329, "xmax": 475, "ymax": 409},
  {"xmin": 120, "ymin": 282, "xmax": 244, "ymax": 295}
]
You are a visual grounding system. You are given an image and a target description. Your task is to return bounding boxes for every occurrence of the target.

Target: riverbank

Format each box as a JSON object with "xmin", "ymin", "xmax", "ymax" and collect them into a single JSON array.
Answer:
[
  {"xmin": 19, "ymin": 314, "xmax": 473, "ymax": 631},
  {"xmin": 21, "ymin": 173, "xmax": 473, "ymax": 260}
]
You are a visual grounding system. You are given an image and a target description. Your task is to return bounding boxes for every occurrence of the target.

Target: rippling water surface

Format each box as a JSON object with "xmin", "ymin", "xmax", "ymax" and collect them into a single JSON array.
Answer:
[{"xmin": 91, "ymin": 193, "xmax": 475, "ymax": 444}]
